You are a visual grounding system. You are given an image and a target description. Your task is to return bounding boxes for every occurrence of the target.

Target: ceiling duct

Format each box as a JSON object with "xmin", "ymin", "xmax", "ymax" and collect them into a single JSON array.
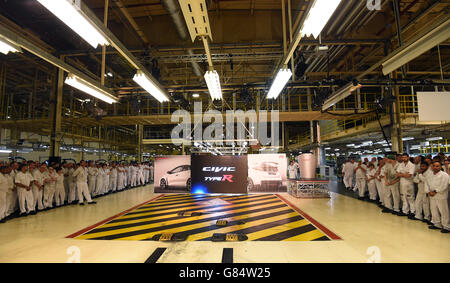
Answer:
[{"xmin": 161, "ymin": 0, "xmax": 203, "ymax": 78}]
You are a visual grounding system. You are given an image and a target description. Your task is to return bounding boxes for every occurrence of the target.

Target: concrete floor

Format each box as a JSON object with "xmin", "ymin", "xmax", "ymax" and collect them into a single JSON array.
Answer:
[{"xmin": 0, "ymin": 183, "xmax": 449, "ymax": 263}]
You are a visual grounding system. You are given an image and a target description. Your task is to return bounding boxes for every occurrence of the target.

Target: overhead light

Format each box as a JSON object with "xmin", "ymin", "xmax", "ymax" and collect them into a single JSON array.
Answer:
[
  {"xmin": 65, "ymin": 74, "xmax": 118, "ymax": 104},
  {"xmin": 382, "ymin": 17, "xmax": 450, "ymax": 75},
  {"xmin": 322, "ymin": 81, "xmax": 362, "ymax": 110},
  {"xmin": 192, "ymin": 93, "xmax": 200, "ymax": 98},
  {"xmin": 133, "ymin": 71, "xmax": 169, "ymax": 103},
  {"xmin": 0, "ymin": 37, "xmax": 21, "ymax": 55},
  {"xmin": 267, "ymin": 68, "xmax": 292, "ymax": 99},
  {"xmin": 0, "ymin": 149, "xmax": 12, "ymax": 153},
  {"xmin": 317, "ymin": 45, "xmax": 329, "ymax": 51},
  {"xmin": 300, "ymin": 0, "xmax": 342, "ymax": 38},
  {"xmin": 204, "ymin": 70, "xmax": 222, "ymax": 100},
  {"xmin": 426, "ymin": 137, "xmax": 443, "ymax": 141},
  {"xmin": 346, "ymin": 144, "xmax": 355, "ymax": 147},
  {"xmin": 106, "ymin": 72, "xmax": 113, "ymax": 77},
  {"xmin": 325, "ymin": 147, "xmax": 331, "ymax": 150},
  {"xmin": 37, "ymin": 0, "xmax": 109, "ymax": 48},
  {"xmin": 402, "ymin": 137, "xmax": 414, "ymax": 141},
  {"xmin": 335, "ymin": 148, "xmax": 340, "ymax": 151}
]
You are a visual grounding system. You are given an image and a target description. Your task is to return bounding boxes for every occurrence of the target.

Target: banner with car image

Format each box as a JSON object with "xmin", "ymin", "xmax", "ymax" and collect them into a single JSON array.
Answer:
[
  {"xmin": 247, "ymin": 154, "xmax": 287, "ymax": 192},
  {"xmin": 154, "ymin": 155, "xmax": 191, "ymax": 193}
]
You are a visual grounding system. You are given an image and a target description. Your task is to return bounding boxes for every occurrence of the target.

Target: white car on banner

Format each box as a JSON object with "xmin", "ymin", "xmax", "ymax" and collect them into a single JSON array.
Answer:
[
  {"xmin": 247, "ymin": 161, "xmax": 283, "ymax": 191},
  {"xmin": 159, "ymin": 164, "xmax": 191, "ymax": 190}
]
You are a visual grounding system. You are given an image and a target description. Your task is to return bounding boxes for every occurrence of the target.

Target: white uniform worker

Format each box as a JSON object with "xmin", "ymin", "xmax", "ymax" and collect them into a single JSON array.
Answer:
[
  {"xmin": 102, "ymin": 165, "xmax": 110, "ymax": 194},
  {"xmin": 31, "ymin": 164, "xmax": 46, "ymax": 211},
  {"xmin": 5, "ymin": 168, "xmax": 16, "ymax": 218},
  {"xmin": 383, "ymin": 156, "xmax": 401, "ymax": 214},
  {"xmin": 424, "ymin": 162, "xmax": 449, "ymax": 232},
  {"xmin": 0, "ymin": 169, "xmax": 8, "ymax": 222},
  {"xmin": 109, "ymin": 165, "xmax": 117, "ymax": 192},
  {"xmin": 396, "ymin": 154, "xmax": 416, "ymax": 217},
  {"xmin": 96, "ymin": 165, "xmax": 105, "ymax": 196},
  {"xmin": 288, "ymin": 161, "xmax": 299, "ymax": 180},
  {"xmin": 87, "ymin": 162, "xmax": 98, "ymax": 196},
  {"xmin": 43, "ymin": 167, "xmax": 57, "ymax": 209},
  {"xmin": 67, "ymin": 165, "xmax": 77, "ymax": 203},
  {"xmin": 72, "ymin": 161, "xmax": 95, "ymax": 205},
  {"xmin": 130, "ymin": 164, "xmax": 137, "ymax": 187},
  {"xmin": 355, "ymin": 161, "xmax": 367, "ymax": 198},
  {"xmin": 342, "ymin": 160, "xmax": 355, "ymax": 190},
  {"xmin": 413, "ymin": 163, "xmax": 432, "ymax": 222},
  {"xmin": 54, "ymin": 168, "xmax": 66, "ymax": 206},
  {"xmin": 366, "ymin": 164, "xmax": 378, "ymax": 201},
  {"xmin": 137, "ymin": 164, "xmax": 145, "ymax": 186},
  {"xmin": 375, "ymin": 161, "xmax": 386, "ymax": 206},
  {"xmin": 14, "ymin": 165, "xmax": 36, "ymax": 215}
]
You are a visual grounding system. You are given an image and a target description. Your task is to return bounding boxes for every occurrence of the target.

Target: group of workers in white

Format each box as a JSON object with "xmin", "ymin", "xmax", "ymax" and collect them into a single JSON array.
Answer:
[
  {"xmin": 0, "ymin": 159, "xmax": 154, "ymax": 223},
  {"xmin": 341, "ymin": 153, "xmax": 450, "ymax": 234}
]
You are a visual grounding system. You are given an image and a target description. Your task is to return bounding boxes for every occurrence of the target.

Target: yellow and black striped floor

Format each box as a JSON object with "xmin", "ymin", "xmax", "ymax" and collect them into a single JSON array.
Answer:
[{"xmin": 72, "ymin": 194, "xmax": 338, "ymax": 241}]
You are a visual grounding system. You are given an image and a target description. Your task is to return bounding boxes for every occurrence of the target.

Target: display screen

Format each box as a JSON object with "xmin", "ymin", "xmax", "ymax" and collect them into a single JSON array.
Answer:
[{"xmin": 191, "ymin": 155, "xmax": 248, "ymax": 194}]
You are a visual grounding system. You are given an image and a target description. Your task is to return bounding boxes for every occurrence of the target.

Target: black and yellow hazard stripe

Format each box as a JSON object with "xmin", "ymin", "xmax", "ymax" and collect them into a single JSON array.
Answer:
[{"xmin": 75, "ymin": 194, "xmax": 333, "ymax": 241}]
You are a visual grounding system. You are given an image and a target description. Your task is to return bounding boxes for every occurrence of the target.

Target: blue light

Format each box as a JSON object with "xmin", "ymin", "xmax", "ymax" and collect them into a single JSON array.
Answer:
[{"xmin": 191, "ymin": 183, "xmax": 209, "ymax": 194}]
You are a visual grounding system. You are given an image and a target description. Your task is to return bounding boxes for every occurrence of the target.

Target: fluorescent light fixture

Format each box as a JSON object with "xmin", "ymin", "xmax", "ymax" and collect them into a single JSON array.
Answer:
[
  {"xmin": 322, "ymin": 81, "xmax": 362, "ymax": 110},
  {"xmin": 382, "ymin": 17, "xmax": 450, "ymax": 75},
  {"xmin": 346, "ymin": 144, "xmax": 355, "ymax": 147},
  {"xmin": 426, "ymin": 137, "xmax": 443, "ymax": 141},
  {"xmin": 0, "ymin": 37, "xmax": 21, "ymax": 54},
  {"xmin": 301, "ymin": 0, "xmax": 342, "ymax": 38},
  {"xmin": 325, "ymin": 147, "xmax": 331, "ymax": 150},
  {"xmin": 37, "ymin": 0, "xmax": 109, "ymax": 48},
  {"xmin": 192, "ymin": 93, "xmax": 200, "ymax": 98},
  {"xmin": 402, "ymin": 137, "xmax": 414, "ymax": 141},
  {"xmin": 133, "ymin": 71, "xmax": 169, "ymax": 103},
  {"xmin": 65, "ymin": 74, "xmax": 118, "ymax": 104},
  {"xmin": 267, "ymin": 68, "xmax": 292, "ymax": 99},
  {"xmin": 0, "ymin": 149, "xmax": 12, "ymax": 153},
  {"xmin": 204, "ymin": 70, "xmax": 222, "ymax": 100}
]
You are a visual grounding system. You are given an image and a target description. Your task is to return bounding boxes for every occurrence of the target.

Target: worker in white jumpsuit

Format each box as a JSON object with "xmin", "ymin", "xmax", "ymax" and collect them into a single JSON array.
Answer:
[
  {"xmin": 396, "ymin": 153, "xmax": 416, "ymax": 218},
  {"xmin": 102, "ymin": 164, "xmax": 110, "ymax": 194},
  {"xmin": 62, "ymin": 163, "xmax": 69, "ymax": 203},
  {"xmin": 5, "ymin": 166, "xmax": 16, "ymax": 218},
  {"xmin": 149, "ymin": 163, "xmax": 154, "ymax": 182},
  {"xmin": 72, "ymin": 161, "xmax": 95, "ymax": 205},
  {"xmin": 96, "ymin": 164, "xmax": 105, "ymax": 196},
  {"xmin": 87, "ymin": 161, "xmax": 98, "ymax": 197},
  {"xmin": 54, "ymin": 168, "xmax": 66, "ymax": 206},
  {"xmin": 14, "ymin": 164, "xmax": 36, "ymax": 216},
  {"xmin": 117, "ymin": 164, "xmax": 124, "ymax": 191},
  {"xmin": 130, "ymin": 163, "xmax": 137, "ymax": 187},
  {"xmin": 32, "ymin": 163, "xmax": 46, "ymax": 211},
  {"xmin": 354, "ymin": 161, "xmax": 367, "ymax": 199},
  {"xmin": 288, "ymin": 161, "xmax": 299, "ymax": 180},
  {"xmin": 424, "ymin": 161, "xmax": 449, "ymax": 233},
  {"xmin": 366, "ymin": 163, "xmax": 378, "ymax": 201},
  {"xmin": 109, "ymin": 164, "xmax": 117, "ymax": 192},
  {"xmin": 413, "ymin": 162, "xmax": 432, "ymax": 223},
  {"xmin": 137, "ymin": 164, "xmax": 145, "ymax": 186},
  {"xmin": 383, "ymin": 156, "xmax": 400, "ymax": 214},
  {"xmin": 0, "ymin": 166, "xmax": 8, "ymax": 222},
  {"xmin": 375, "ymin": 159, "xmax": 386, "ymax": 207},
  {"xmin": 127, "ymin": 164, "xmax": 132, "ymax": 188},
  {"xmin": 43, "ymin": 166, "xmax": 57, "ymax": 209},
  {"xmin": 67, "ymin": 163, "xmax": 77, "ymax": 204},
  {"xmin": 342, "ymin": 159, "xmax": 355, "ymax": 190}
]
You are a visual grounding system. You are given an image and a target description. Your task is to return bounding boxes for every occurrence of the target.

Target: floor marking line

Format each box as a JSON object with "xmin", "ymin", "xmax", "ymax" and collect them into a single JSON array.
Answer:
[
  {"xmin": 84, "ymin": 203, "xmax": 288, "ymax": 234},
  {"xmin": 222, "ymin": 248, "xmax": 233, "ymax": 263},
  {"xmin": 275, "ymin": 194, "xmax": 342, "ymax": 240},
  {"xmin": 106, "ymin": 197, "xmax": 280, "ymax": 223},
  {"xmin": 78, "ymin": 202, "xmax": 289, "ymax": 239},
  {"xmin": 144, "ymin": 247, "xmax": 167, "ymax": 263},
  {"xmin": 66, "ymin": 194, "xmax": 165, "ymax": 238}
]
